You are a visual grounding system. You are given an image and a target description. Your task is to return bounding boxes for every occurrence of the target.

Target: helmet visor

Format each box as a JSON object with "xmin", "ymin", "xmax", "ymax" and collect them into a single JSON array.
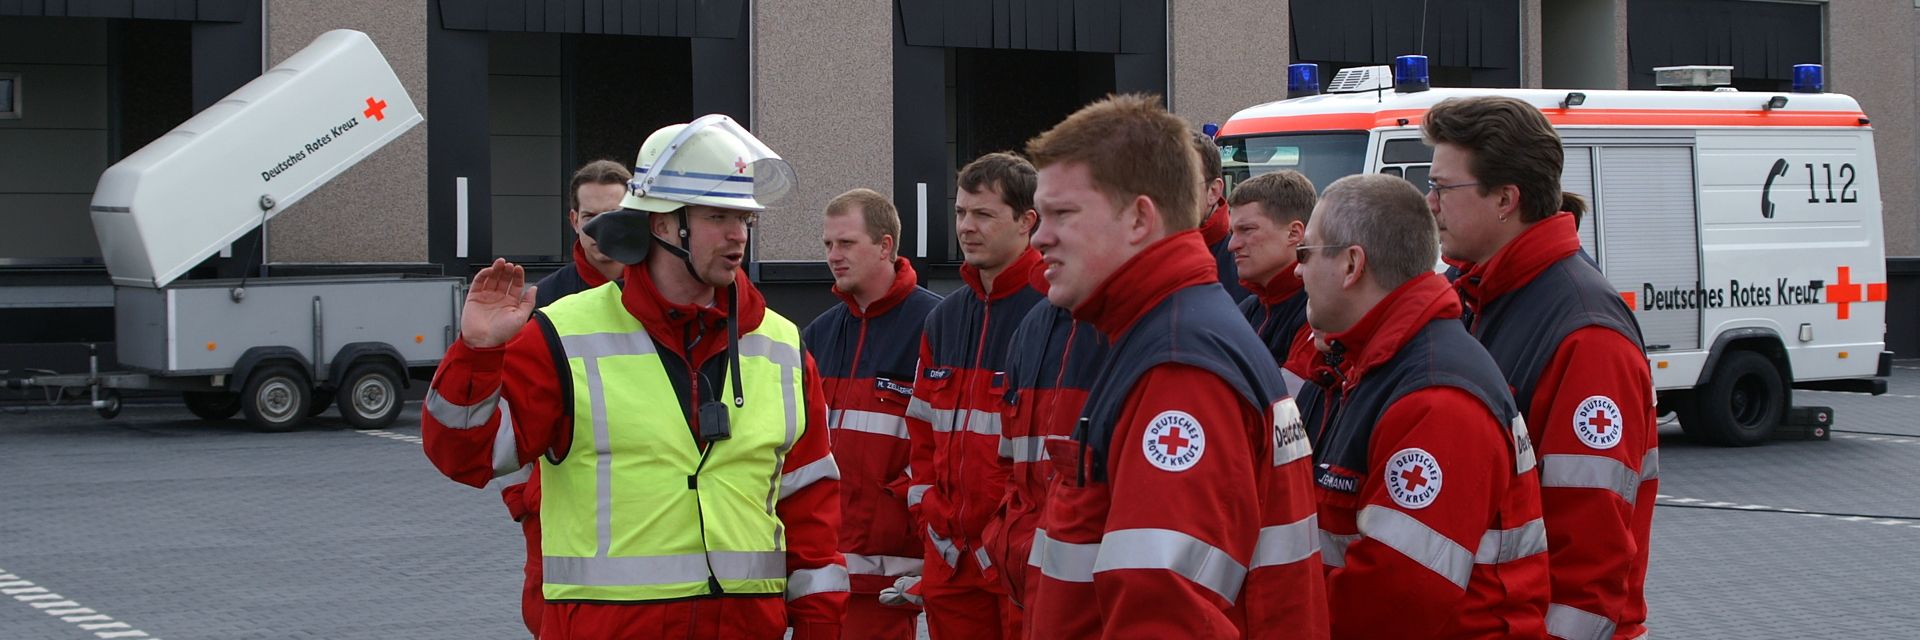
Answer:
[{"xmin": 633, "ymin": 115, "xmax": 795, "ymax": 211}]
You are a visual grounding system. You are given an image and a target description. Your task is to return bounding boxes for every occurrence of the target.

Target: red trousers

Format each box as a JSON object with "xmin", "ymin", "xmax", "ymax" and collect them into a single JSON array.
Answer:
[
  {"xmin": 520, "ymin": 514, "xmax": 542, "ymax": 638},
  {"xmin": 920, "ymin": 549, "xmax": 1021, "ymax": 640},
  {"xmin": 842, "ymin": 596, "xmax": 921, "ymax": 640}
]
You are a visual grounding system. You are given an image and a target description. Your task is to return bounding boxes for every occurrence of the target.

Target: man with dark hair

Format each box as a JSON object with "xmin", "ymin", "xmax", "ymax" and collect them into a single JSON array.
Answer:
[
  {"xmin": 905, "ymin": 152, "xmax": 1047, "ymax": 640},
  {"xmin": 805, "ymin": 188, "xmax": 942, "ymax": 640},
  {"xmin": 1227, "ymin": 169, "xmax": 1318, "ymax": 395},
  {"xmin": 1023, "ymin": 94, "xmax": 1326, "ymax": 639},
  {"xmin": 1193, "ymin": 131, "xmax": 1251, "ymax": 302},
  {"xmin": 1425, "ymin": 95, "xmax": 1655, "ymax": 640},
  {"xmin": 1295, "ymin": 173, "xmax": 1548, "ymax": 638},
  {"xmin": 533, "ymin": 159, "xmax": 631, "ymax": 308}
]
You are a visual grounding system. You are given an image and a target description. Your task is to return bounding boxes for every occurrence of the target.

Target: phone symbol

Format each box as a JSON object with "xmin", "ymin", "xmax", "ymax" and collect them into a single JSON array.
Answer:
[{"xmin": 1761, "ymin": 158, "xmax": 1789, "ymax": 219}]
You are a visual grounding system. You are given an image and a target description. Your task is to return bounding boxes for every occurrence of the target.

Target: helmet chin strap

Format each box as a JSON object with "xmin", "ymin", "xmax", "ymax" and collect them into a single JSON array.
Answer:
[{"xmin": 650, "ymin": 208, "xmax": 703, "ymax": 282}]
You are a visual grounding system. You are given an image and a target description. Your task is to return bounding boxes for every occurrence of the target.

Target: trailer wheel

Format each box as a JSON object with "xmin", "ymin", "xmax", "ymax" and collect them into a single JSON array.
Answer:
[
  {"xmin": 183, "ymin": 391, "xmax": 241, "ymax": 421},
  {"xmin": 95, "ymin": 389, "xmax": 122, "ymax": 420},
  {"xmin": 1683, "ymin": 350, "xmax": 1786, "ymax": 447},
  {"xmin": 336, "ymin": 363, "xmax": 403, "ymax": 430},
  {"xmin": 242, "ymin": 364, "xmax": 310, "ymax": 432}
]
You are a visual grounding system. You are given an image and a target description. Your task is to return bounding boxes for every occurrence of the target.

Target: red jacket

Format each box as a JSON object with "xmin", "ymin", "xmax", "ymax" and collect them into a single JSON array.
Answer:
[
  {"xmin": 1458, "ymin": 215, "xmax": 1657, "ymax": 640},
  {"xmin": 1026, "ymin": 232, "xmax": 1326, "ymax": 639},
  {"xmin": 802, "ymin": 258, "xmax": 942, "ymax": 594},
  {"xmin": 1301, "ymin": 273, "xmax": 1549, "ymax": 639},
  {"xmin": 906, "ymin": 248, "xmax": 1048, "ymax": 572},
  {"xmin": 981, "ymin": 278, "xmax": 1107, "ymax": 607},
  {"xmin": 422, "ymin": 261, "xmax": 845, "ymax": 640}
]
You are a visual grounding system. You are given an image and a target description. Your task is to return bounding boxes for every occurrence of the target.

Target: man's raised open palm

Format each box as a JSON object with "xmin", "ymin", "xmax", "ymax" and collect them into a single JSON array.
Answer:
[{"xmin": 461, "ymin": 258, "xmax": 539, "ymax": 349}]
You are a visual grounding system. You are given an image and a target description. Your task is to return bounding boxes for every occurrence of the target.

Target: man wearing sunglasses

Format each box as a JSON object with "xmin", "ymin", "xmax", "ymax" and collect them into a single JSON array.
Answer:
[
  {"xmin": 1295, "ymin": 173, "xmax": 1548, "ymax": 638},
  {"xmin": 1426, "ymin": 96, "xmax": 1655, "ymax": 640}
]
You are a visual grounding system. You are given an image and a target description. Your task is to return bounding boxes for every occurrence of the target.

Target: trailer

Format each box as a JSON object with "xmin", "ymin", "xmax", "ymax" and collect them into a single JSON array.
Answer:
[{"xmin": 3, "ymin": 29, "xmax": 459, "ymax": 431}]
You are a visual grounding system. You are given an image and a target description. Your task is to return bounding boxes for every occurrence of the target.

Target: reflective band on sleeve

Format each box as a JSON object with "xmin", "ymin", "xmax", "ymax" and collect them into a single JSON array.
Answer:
[
  {"xmin": 489, "ymin": 398, "xmax": 520, "ymax": 477},
  {"xmin": 1001, "ymin": 436, "xmax": 1051, "ymax": 463},
  {"xmin": 1356, "ymin": 505, "xmax": 1473, "ymax": 590},
  {"xmin": 779, "ymin": 454, "xmax": 841, "ymax": 498},
  {"xmin": 1539, "ymin": 454, "xmax": 1642, "ymax": 503},
  {"xmin": 785, "ymin": 564, "xmax": 851, "ymax": 601},
  {"xmin": 425, "ymin": 388, "xmax": 499, "ymax": 430},
  {"xmin": 490, "ymin": 463, "xmax": 533, "ymax": 491},
  {"xmin": 833, "ymin": 409, "xmax": 910, "ymax": 440},
  {"xmin": 1319, "ymin": 530, "xmax": 1362, "ymax": 568},
  {"xmin": 1474, "ymin": 518, "xmax": 1547, "ymax": 565},
  {"xmin": 906, "ymin": 484, "xmax": 929, "ymax": 508},
  {"xmin": 1251, "ymin": 514, "xmax": 1320, "ymax": 569},
  {"xmin": 1031, "ymin": 529, "xmax": 1098, "ymax": 583},
  {"xmin": 1640, "ymin": 448, "xmax": 1660, "ymax": 482},
  {"xmin": 927, "ymin": 526, "xmax": 960, "ymax": 567},
  {"xmin": 1547, "ymin": 603, "xmax": 1617, "ymax": 640},
  {"xmin": 1092, "ymin": 528, "xmax": 1249, "ymax": 603},
  {"xmin": 907, "ymin": 397, "xmax": 937, "ymax": 423},
  {"xmin": 844, "ymin": 553, "xmax": 924, "ymax": 577},
  {"xmin": 974, "ymin": 547, "xmax": 993, "ymax": 570},
  {"xmin": 739, "ymin": 333, "xmax": 804, "ymax": 368},
  {"xmin": 544, "ymin": 550, "xmax": 783, "ymax": 586}
]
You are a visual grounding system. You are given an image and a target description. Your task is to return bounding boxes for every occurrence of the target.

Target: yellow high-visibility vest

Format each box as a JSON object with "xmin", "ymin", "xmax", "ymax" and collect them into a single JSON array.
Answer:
[{"xmin": 537, "ymin": 282, "xmax": 805, "ymax": 602}]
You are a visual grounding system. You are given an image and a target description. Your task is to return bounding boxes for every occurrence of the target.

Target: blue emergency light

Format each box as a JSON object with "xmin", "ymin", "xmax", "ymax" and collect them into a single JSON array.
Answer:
[
  {"xmin": 1394, "ymin": 55, "xmax": 1430, "ymax": 93},
  {"xmin": 1287, "ymin": 63, "xmax": 1320, "ymax": 99},
  {"xmin": 1792, "ymin": 64, "xmax": 1823, "ymax": 94},
  {"xmin": 1202, "ymin": 122, "xmax": 1220, "ymax": 138}
]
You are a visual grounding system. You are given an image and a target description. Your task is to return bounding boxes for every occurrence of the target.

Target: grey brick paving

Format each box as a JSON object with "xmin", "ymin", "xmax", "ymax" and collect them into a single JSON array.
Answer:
[{"xmin": 6, "ymin": 365, "xmax": 1920, "ymax": 638}]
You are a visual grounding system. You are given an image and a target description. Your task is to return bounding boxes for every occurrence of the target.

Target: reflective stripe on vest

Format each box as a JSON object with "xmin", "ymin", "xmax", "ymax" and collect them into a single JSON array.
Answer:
[
  {"xmin": 1349, "ymin": 505, "xmax": 1548, "ymax": 589},
  {"xmin": 831, "ymin": 408, "xmax": 909, "ymax": 440},
  {"xmin": 537, "ymin": 283, "xmax": 805, "ymax": 602},
  {"xmin": 907, "ymin": 398, "xmax": 1004, "ymax": 436},
  {"xmin": 845, "ymin": 553, "xmax": 924, "ymax": 578},
  {"xmin": 1000, "ymin": 435, "xmax": 1051, "ymax": 463}
]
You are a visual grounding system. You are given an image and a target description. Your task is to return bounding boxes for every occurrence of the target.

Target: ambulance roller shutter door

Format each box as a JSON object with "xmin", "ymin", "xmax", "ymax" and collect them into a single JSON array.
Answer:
[
  {"xmin": 1598, "ymin": 146, "xmax": 1701, "ymax": 351},
  {"xmin": 1562, "ymin": 146, "xmax": 1598, "ymax": 257}
]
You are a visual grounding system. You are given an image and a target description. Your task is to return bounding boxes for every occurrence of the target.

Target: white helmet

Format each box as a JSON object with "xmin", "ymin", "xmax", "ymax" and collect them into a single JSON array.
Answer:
[{"xmin": 620, "ymin": 114, "xmax": 796, "ymax": 213}]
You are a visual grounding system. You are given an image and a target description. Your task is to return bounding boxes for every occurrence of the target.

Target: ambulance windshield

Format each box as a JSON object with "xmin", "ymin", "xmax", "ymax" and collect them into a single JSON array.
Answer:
[{"xmin": 1219, "ymin": 132, "xmax": 1366, "ymax": 197}]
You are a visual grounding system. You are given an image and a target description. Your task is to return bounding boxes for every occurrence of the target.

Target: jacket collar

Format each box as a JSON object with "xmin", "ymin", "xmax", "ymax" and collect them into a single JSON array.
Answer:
[
  {"xmin": 1241, "ymin": 262, "xmax": 1304, "ymax": 307},
  {"xmin": 833, "ymin": 256, "xmax": 922, "ymax": 319},
  {"xmin": 959, "ymin": 247, "xmax": 1043, "ymax": 302},
  {"xmin": 617, "ymin": 261, "xmax": 767, "ymax": 365},
  {"xmin": 1309, "ymin": 272, "xmax": 1461, "ymax": 390},
  {"xmin": 1456, "ymin": 213, "xmax": 1580, "ymax": 310},
  {"xmin": 1074, "ymin": 230, "xmax": 1218, "ymax": 340},
  {"xmin": 1199, "ymin": 200, "xmax": 1231, "ymax": 247},
  {"xmin": 571, "ymin": 242, "xmax": 613, "ymax": 289}
]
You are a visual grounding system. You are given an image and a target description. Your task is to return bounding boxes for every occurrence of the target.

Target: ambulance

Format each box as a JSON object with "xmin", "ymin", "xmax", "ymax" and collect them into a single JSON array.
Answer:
[{"xmin": 1219, "ymin": 58, "xmax": 1891, "ymax": 446}]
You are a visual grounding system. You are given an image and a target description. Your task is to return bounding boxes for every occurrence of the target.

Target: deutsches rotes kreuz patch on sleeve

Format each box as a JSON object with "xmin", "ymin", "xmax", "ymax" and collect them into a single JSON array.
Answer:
[
  {"xmin": 1573, "ymin": 395, "xmax": 1625, "ymax": 450},
  {"xmin": 1272, "ymin": 398, "xmax": 1312, "ymax": 467},
  {"xmin": 1142, "ymin": 410, "xmax": 1206, "ymax": 472},
  {"xmin": 1385, "ymin": 448, "xmax": 1443, "ymax": 509}
]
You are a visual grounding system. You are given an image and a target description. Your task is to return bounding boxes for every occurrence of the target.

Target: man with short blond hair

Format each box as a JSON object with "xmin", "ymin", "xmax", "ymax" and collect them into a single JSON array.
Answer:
[
  {"xmin": 805, "ymin": 188, "xmax": 941, "ymax": 640},
  {"xmin": 1226, "ymin": 169, "xmax": 1318, "ymax": 395},
  {"xmin": 1022, "ymin": 94, "xmax": 1326, "ymax": 639}
]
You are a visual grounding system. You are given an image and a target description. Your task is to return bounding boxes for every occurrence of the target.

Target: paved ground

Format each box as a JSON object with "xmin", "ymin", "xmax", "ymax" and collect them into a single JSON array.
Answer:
[{"xmin": 4, "ymin": 365, "xmax": 1920, "ymax": 638}]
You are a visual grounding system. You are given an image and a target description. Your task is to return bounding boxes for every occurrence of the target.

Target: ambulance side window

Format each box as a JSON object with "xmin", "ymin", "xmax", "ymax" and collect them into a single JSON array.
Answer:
[{"xmin": 1378, "ymin": 138, "xmax": 1434, "ymax": 194}]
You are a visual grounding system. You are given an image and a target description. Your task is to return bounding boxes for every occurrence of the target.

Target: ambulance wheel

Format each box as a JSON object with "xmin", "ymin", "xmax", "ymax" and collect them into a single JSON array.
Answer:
[
  {"xmin": 336, "ymin": 363, "xmax": 402, "ymax": 430},
  {"xmin": 1685, "ymin": 350, "xmax": 1786, "ymax": 447},
  {"xmin": 242, "ymin": 364, "xmax": 311, "ymax": 432},
  {"xmin": 183, "ymin": 391, "xmax": 241, "ymax": 421}
]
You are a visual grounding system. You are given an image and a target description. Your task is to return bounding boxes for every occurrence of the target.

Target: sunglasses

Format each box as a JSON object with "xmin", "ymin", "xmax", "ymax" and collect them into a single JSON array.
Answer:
[{"xmin": 1295, "ymin": 244, "xmax": 1351, "ymax": 264}]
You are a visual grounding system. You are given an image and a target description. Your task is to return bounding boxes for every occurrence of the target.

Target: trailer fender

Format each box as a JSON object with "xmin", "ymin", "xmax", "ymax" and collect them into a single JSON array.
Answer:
[
  {"xmin": 329, "ymin": 342, "xmax": 409, "ymax": 389},
  {"xmin": 228, "ymin": 347, "xmax": 313, "ymax": 394}
]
